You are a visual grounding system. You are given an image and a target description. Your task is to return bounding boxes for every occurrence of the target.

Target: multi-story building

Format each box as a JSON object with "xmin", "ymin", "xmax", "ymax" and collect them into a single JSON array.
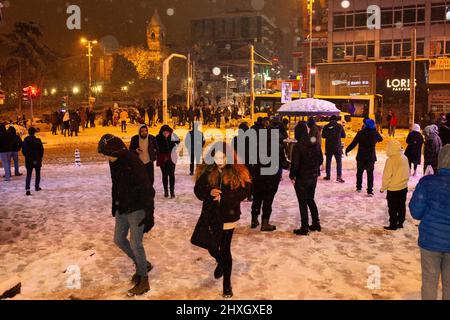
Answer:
[
  {"xmin": 314, "ymin": 0, "xmax": 450, "ymax": 126},
  {"xmin": 190, "ymin": 9, "xmax": 283, "ymax": 97}
]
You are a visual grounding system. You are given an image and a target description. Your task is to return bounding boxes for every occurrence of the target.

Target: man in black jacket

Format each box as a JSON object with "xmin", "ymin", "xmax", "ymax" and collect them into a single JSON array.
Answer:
[
  {"xmin": 346, "ymin": 119, "xmax": 383, "ymax": 196},
  {"xmin": 322, "ymin": 115, "xmax": 346, "ymax": 183},
  {"xmin": 185, "ymin": 122, "xmax": 205, "ymax": 176},
  {"xmin": 98, "ymin": 134, "xmax": 155, "ymax": 297},
  {"xmin": 8, "ymin": 126, "xmax": 23, "ymax": 177},
  {"xmin": 22, "ymin": 127, "xmax": 44, "ymax": 195},
  {"xmin": 0, "ymin": 123, "xmax": 13, "ymax": 181},
  {"xmin": 129, "ymin": 124, "xmax": 158, "ymax": 187}
]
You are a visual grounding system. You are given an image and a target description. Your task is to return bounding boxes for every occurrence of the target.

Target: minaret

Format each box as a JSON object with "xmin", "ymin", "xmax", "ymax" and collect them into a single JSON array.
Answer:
[{"xmin": 147, "ymin": 9, "xmax": 166, "ymax": 51}]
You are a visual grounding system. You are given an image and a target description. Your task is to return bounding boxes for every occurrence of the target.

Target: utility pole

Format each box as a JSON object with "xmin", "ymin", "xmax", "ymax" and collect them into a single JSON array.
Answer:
[
  {"xmin": 225, "ymin": 65, "xmax": 229, "ymax": 110},
  {"xmin": 250, "ymin": 45, "xmax": 255, "ymax": 123},
  {"xmin": 187, "ymin": 53, "xmax": 191, "ymax": 110},
  {"xmin": 81, "ymin": 38, "xmax": 98, "ymax": 101},
  {"xmin": 409, "ymin": 28, "xmax": 417, "ymax": 129}
]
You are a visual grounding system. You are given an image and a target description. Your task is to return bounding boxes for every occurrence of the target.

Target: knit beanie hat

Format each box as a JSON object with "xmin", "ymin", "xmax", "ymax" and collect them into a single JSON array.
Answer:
[
  {"xmin": 364, "ymin": 119, "xmax": 376, "ymax": 130},
  {"xmin": 438, "ymin": 145, "xmax": 450, "ymax": 170}
]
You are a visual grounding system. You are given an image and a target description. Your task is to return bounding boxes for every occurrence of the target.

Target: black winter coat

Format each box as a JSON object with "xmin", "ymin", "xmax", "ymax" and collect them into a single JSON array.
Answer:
[
  {"xmin": 130, "ymin": 134, "xmax": 158, "ymax": 162},
  {"xmin": 405, "ymin": 131, "xmax": 424, "ymax": 165},
  {"xmin": 345, "ymin": 128, "xmax": 383, "ymax": 163},
  {"xmin": 424, "ymin": 134, "xmax": 442, "ymax": 165},
  {"xmin": 22, "ymin": 136, "xmax": 44, "ymax": 167},
  {"xmin": 109, "ymin": 150, "xmax": 155, "ymax": 216},
  {"xmin": 194, "ymin": 167, "xmax": 251, "ymax": 224},
  {"xmin": 322, "ymin": 120, "xmax": 346, "ymax": 154},
  {"xmin": 439, "ymin": 123, "xmax": 450, "ymax": 146},
  {"xmin": 0, "ymin": 130, "xmax": 11, "ymax": 153},
  {"xmin": 289, "ymin": 139, "xmax": 324, "ymax": 183}
]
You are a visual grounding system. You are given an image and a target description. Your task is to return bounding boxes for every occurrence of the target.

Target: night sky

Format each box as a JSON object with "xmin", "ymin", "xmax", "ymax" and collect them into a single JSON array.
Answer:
[{"xmin": 0, "ymin": 0, "xmax": 298, "ymax": 56}]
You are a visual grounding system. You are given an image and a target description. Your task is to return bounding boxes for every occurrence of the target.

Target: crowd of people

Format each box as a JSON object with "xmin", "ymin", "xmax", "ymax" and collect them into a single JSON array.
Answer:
[
  {"xmin": 50, "ymin": 108, "xmax": 96, "ymax": 137},
  {"xmin": 1, "ymin": 108, "xmax": 449, "ymax": 300}
]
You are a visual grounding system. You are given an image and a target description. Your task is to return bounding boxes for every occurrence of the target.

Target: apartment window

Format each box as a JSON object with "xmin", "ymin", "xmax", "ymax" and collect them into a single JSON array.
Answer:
[
  {"xmin": 346, "ymin": 14, "xmax": 354, "ymax": 28},
  {"xmin": 355, "ymin": 43, "xmax": 367, "ymax": 56},
  {"xmin": 431, "ymin": 40, "xmax": 445, "ymax": 57},
  {"xmin": 417, "ymin": 40, "xmax": 424, "ymax": 56},
  {"xmin": 417, "ymin": 7, "xmax": 425, "ymax": 22},
  {"xmin": 241, "ymin": 17, "xmax": 250, "ymax": 38},
  {"xmin": 393, "ymin": 42, "xmax": 401, "ymax": 57},
  {"xmin": 431, "ymin": 5, "xmax": 446, "ymax": 22},
  {"xmin": 334, "ymin": 15, "xmax": 345, "ymax": 30},
  {"xmin": 368, "ymin": 43, "xmax": 375, "ymax": 58},
  {"xmin": 403, "ymin": 8, "xmax": 416, "ymax": 25},
  {"xmin": 312, "ymin": 47, "xmax": 327, "ymax": 64},
  {"xmin": 354, "ymin": 12, "xmax": 367, "ymax": 28},
  {"xmin": 381, "ymin": 10, "xmax": 393, "ymax": 26},
  {"xmin": 403, "ymin": 40, "xmax": 412, "ymax": 57},
  {"xmin": 346, "ymin": 46, "xmax": 354, "ymax": 57},
  {"xmin": 394, "ymin": 10, "xmax": 402, "ymax": 25}
]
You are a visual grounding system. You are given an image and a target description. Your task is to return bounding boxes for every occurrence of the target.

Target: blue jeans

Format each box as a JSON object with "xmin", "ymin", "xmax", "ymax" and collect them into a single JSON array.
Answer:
[
  {"xmin": 11, "ymin": 152, "xmax": 21, "ymax": 175},
  {"xmin": 421, "ymin": 248, "xmax": 450, "ymax": 300},
  {"xmin": 114, "ymin": 209, "xmax": 148, "ymax": 277},
  {"xmin": 325, "ymin": 151, "xmax": 342, "ymax": 179},
  {"xmin": 0, "ymin": 152, "xmax": 12, "ymax": 181}
]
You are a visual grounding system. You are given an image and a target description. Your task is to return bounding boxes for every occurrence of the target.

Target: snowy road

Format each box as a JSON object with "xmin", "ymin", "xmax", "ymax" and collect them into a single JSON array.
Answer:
[{"xmin": 0, "ymin": 156, "xmax": 424, "ymax": 300}]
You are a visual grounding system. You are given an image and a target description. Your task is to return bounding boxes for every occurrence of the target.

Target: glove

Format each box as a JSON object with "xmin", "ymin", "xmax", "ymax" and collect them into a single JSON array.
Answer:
[{"xmin": 139, "ymin": 210, "xmax": 155, "ymax": 233}]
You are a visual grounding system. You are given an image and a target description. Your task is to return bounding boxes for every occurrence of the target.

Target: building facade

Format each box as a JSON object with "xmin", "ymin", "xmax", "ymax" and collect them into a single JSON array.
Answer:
[
  {"xmin": 315, "ymin": 0, "xmax": 450, "ymax": 126},
  {"xmin": 190, "ymin": 10, "xmax": 283, "ymax": 97}
]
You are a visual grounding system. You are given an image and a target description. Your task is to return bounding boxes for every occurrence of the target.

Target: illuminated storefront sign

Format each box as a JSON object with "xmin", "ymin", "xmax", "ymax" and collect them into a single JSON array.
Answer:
[{"xmin": 386, "ymin": 79, "xmax": 417, "ymax": 91}]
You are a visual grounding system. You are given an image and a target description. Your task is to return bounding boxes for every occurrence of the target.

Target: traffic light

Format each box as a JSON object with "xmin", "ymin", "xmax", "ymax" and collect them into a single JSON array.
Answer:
[
  {"xmin": 29, "ymin": 86, "xmax": 39, "ymax": 98},
  {"xmin": 22, "ymin": 86, "xmax": 30, "ymax": 102},
  {"xmin": 22, "ymin": 86, "xmax": 39, "ymax": 102}
]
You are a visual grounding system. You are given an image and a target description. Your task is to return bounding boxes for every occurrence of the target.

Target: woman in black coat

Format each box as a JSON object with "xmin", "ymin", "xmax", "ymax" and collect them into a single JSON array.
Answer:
[
  {"xmin": 156, "ymin": 125, "xmax": 180, "ymax": 198},
  {"xmin": 290, "ymin": 122, "xmax": 324, "ymax": 236},
  {"xmin": 193, "ymin": 142, "xmax": 251, "ymax": 298},
  {"xmin": 405, "ymin": 124, "xmax": 424, "ymax": 176}
]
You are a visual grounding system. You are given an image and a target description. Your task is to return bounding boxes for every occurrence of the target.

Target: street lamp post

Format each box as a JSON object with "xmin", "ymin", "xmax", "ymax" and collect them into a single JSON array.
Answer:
[
  {"xmin": 162, "ymin": 53, "xmax": 188, "ymax": 124},
  {"xmin": 308, "ymin": 0, "xmax": 315, "ymax": 98},
  {"xmin": 81, "ymin": 38, "xmax": 98, "ymax": 100}
]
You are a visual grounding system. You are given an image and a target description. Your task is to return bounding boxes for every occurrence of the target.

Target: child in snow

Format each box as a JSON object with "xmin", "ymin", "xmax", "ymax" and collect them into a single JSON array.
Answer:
[{"xmin": 380, "ymin": 139, "xmax": 410, "ymax": 230}]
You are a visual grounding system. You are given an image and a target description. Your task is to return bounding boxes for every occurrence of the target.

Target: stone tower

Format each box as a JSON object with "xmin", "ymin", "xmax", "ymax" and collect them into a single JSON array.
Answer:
[{"xmin": 147, "ymin": 9, "xmax": 166, "ymax": 51}]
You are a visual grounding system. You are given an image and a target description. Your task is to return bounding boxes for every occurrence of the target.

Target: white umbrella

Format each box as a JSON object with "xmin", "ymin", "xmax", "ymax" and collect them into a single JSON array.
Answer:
[{"xmin": 278, "ymin": 98, "xmax": 341, "ymax": 116}]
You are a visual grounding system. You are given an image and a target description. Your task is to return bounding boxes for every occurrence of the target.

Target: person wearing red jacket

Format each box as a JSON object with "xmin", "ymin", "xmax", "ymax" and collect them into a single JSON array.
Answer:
[{"xmin": 389, "ymin": 111, "xmax": 398, "ymax": 137}]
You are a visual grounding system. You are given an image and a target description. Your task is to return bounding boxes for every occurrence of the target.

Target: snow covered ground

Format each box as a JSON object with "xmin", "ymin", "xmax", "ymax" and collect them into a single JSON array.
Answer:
[{"xmin": 0, "ymin": 154, "xmax": 427, "ymax": 300}]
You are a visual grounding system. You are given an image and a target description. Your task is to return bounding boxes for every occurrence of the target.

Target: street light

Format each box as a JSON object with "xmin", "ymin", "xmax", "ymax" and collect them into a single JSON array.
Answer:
[
  {"xmin": 80, "ymin": 38, "xmax": 98, "ymax": 100},
  {"xmin": 307, "ymin": 0, "xmax": 315, "ymax": 98},
  {"xmin": 73, "ymin": 86, "xmax": 80, "ymax": 95}
]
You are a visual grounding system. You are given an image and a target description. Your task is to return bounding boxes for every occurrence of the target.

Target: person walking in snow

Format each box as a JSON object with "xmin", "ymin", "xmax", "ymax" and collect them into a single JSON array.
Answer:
[
  {"xmin": 22, "ymin": 127, "xmax": 44, "ymax": 196},
  {"xmin": 423, "ymin": 125, "xmax": 443, "ymax": 175},
  {"xmin": 380, "ymin": 140, "xmax": 410, "ymax": 231},
  {"xmin": 322, "ymin": 115, "xmax": 346, "ymax": 183},
  {"xmin": 405, "ymin": 124, "xmax": 424, "ymax": 176},
  {"xmin": 409, "ymin": 145, "xmax": 450, "ymax": 300},
  {"xmin": 130, "ymin": 124, "xmax": 158, "ymax": 187},
  {"xmin": 192, "ymin": 142, "xmax": 251, "ymax": 298},
  {"xmin": 120, "ymin": 109, "xmax": 128, "ymax": 133},
  {"xmin": 290, "ymin": 122, "xmax": 324, "ymax": 236},
  {"xmin": 98, "ymin": 134, "xmax": 155, "ymax": 297},
  {"xmin": 8, "ymin": 126, "xmax": 23, "ymax": 177},
  {"xmin": 156, "ymin": 125, "xmax": 180, "ymax": 198},
  {"xmin": 346, "ymin": 119, "xmax": 383, "ymax": 196},
  {"xmin": 0, "ymin": 123, "xmax": 13, "ymax": 181},
  {"xmin": 248, "ymin": 119, "xmax": 286, "ymax": 232},
  {"xmin": 185, "ymin": 122, "xmax": 205, "ymax": 176}
]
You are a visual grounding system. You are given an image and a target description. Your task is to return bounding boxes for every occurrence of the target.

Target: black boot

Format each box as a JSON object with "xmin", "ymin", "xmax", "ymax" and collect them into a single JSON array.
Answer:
[
  {"xmin": 223, "ymin": 286, "xmax": 233, "ymax": 299},
  {"xmin": 214, "ymin": 264, "xmax": 223, "ymax": 279},
  {"xmin": 131, "ymin": 261, "xmax": 154, "ymax": 284},
  {"xmin": 397, "ymin": 223, "xmax": 404, "ymax": 229},
  {"xmin": 127, "ymin": 276, "xmax": 150, "ymax": 296},
  {"xmin": 251, "ymin": 215, "xmax": 260, "ymax": 229},
  {"xmin": 294, "ymin": 228, "xmax": 309, "ymax": 236},
  {"xmin": 261, "ymin": 219, "xmax": 276, "ymax": 232},
  {"xmin": 309, "ymin": 223, "xmax": 322, "ymax": 232},
  {"xmin": 170, "ymin": 190, "xmax": 176, "ymax": 199},
  {"xmin": 164, "ymin": 190, "xmax": 169, "ymax": 198},
  {"xmin": 384, "ymin": 225, "xmax": 397, "ymax": 231}
]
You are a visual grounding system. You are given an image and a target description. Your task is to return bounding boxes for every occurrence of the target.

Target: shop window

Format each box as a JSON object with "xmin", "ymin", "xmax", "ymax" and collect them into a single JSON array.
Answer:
[
  {"xmin": 367, "ymin": 43, "xmax": 375, "ymax": 57},
  {"xmin": 355, "ymin": 44, "xmax": 367, "ymax": 56},
  {"xmin": 346, "ymin": 45, "xmax": 354, "ymax": 57},
  {"xmin": 334, "ymin": 15, "xmax": 345, "ymax": 30},
  {"xmin": 431, "ymin": 5, "xmax": 446, "ymax": 22},
  {"xmin": 416, "ymin": 41, "xmax": 424, "ymax": 56},
  {"xmin": 403, "ymin": 41, "xmax": 411, "ymax": 57},
  {"xmin": 403, "ymin": 9, "xmax": 416, "ymax": 25},
  {"xmin": 333, "ymin": 44, "xmax": 345, "ymax": 60},
  {"xmin": 381, "ymin": 10, "xmax": 393, "ymax": 26},
  {"xmin": 393, "ymin": 42, "xmax": 401, "ymax": 57},
  {"xmin": 381, "ymin": 42, "xmax": 392, "ymax": 57}
]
